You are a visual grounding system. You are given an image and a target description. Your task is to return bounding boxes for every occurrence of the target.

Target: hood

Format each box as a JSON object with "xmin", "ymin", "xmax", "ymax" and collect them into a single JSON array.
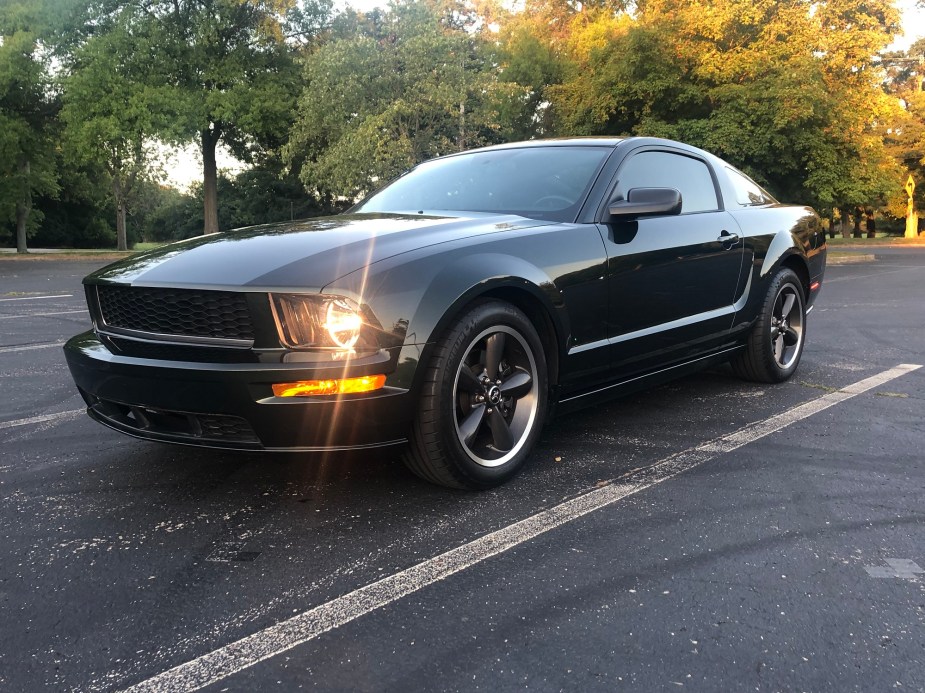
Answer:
[{"xmin": 87, "ymin": 213, "xmax": 548, "ymax": 290}]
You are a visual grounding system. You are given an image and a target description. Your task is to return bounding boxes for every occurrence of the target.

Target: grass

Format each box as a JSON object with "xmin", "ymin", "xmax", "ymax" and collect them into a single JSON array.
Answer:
[
  {"xmin": 825, "ymin": 234, "xmax": 925, "ymax": 245},
  {"xmin": 0, "ymin": 242, "xmax": 166, "ymax": 259}
]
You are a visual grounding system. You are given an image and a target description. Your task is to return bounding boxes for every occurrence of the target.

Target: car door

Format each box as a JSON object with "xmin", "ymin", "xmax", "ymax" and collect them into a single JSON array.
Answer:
[{"xmin": 598, "ymin": 148, "xmax": 745, "ymax": 377}]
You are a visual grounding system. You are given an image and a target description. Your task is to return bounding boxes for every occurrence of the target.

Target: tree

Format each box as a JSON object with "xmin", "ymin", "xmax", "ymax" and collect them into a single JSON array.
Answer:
[
  {"xmin": 882, "ymin": 38, "xmax": 925, "ymax": 226},
  {"xmin": 0, "ymin": 27, "xmax": 58, "ymax": 253},
  {"xmin": 65, "ymin": 0, "xmax": 331, "ymax": 237},
  {"xmin": 221, "ymin": 155, "xmax": 340, "ymax": 227},
  {"xmin": 523, "ymin": 0, "xmax": 901, "ymax": 217},
  {"xmin": 492, "ymin": 14, "xmax": 565, "ymax": 140},
  {"xmin": 489, "ymin": 0, "xmax": 631, "ymax": 140},
  {"xmin": 61, "ymin": 21, "xmax": 171, "ymax": 250},
  {"xmin": 286, "ymin": 0, "xmax": 512, "ymax": 200}
]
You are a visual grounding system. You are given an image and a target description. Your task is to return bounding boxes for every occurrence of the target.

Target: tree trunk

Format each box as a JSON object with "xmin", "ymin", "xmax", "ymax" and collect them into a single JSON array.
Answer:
[
  {"xmin": 118, "ymin": 204, "xmax": 128, "ymax": 250},
  {"xmin": 839, "ymin": 206, "xmax": 852, "ymax": 238},
  {"xmin": 113, "ymin": 176, "xmax": 128, "ymax": 251},
  {"xmin": 15, "ymin": 201, "xmax": 29, "ymax": 254},
  {"xmin": 202, "ymin": 129, "xmax": 220, "ymax": 235},
  {"xmin": 459, "ymin": 101, "xmax": 466, "ymax": 151},
  {"xmin": 15, "ymin": 159, "xmax": 31, "ymax": 254}
]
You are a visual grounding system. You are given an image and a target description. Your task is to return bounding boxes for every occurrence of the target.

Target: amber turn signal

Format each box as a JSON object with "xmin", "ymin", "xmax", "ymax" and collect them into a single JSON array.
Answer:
[{"xmin": 272, "ymin": 374, "xmax": 387, "ymax": 397}]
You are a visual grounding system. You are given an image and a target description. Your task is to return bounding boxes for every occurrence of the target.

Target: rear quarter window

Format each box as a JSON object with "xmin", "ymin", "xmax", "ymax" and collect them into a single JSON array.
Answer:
[{"xmin": 726, "ymin": 167, "xmax": 775, "ymax": 207}]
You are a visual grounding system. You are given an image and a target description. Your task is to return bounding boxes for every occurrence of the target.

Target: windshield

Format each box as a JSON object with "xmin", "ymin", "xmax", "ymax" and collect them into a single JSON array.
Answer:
[{"xmin": 355, "ymin": 146, "xmax": 612, "ymax": 222}]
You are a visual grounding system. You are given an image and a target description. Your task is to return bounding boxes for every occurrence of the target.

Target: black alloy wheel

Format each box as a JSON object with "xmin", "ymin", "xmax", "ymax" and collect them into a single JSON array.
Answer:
[
  {"xmin": 769, "ymin": 281, "xmax": 804, "ymax": 371},
  {"xmin": 404, "ymin": 300, "xmax": 548, "ymax": 489},
  {"xmin": 453, "ymin": 324, "xmax": 539, "ymax": 467},
  {"xmin": 732, "ymin": 267, "xmax": 807, "ymax": 383}
]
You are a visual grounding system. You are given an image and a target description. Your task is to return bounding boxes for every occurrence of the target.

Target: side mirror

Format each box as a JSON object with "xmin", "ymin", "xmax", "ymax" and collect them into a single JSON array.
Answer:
[{"xmin": 608, "ymin": 187, "xmax": 682, "ymax": 219}]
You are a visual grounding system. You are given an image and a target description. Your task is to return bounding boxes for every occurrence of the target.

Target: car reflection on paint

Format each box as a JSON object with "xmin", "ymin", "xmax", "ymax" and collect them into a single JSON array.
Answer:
[{"xmin": 64, "ymin": 137, "xmax": 826, "ymax": 489}]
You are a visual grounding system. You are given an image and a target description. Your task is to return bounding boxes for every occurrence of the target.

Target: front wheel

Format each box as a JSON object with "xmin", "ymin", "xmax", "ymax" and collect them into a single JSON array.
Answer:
[
  {"xmin": 403, "ymin": 300, "xmax": 548, "ymax": 490},
  {"xmin": 732, "ymin": 267, "xmax": 806, "ymax": 383}
]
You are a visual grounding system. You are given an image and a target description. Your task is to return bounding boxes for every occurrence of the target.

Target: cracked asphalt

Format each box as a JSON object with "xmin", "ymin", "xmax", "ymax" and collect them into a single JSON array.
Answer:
[{"xmin": 1, "ymin": 249, "xmax": 924, "ymax": 692}]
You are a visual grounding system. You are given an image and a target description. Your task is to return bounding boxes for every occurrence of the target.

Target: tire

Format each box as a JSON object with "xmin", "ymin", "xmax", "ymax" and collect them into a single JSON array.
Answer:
[
  {"xmin": 732, "ymin": 267, "xmax": 806, "ymax": 383},
  {"xmin": 403, "ymin": 300, "xmax": 548, "ymax": 490}
]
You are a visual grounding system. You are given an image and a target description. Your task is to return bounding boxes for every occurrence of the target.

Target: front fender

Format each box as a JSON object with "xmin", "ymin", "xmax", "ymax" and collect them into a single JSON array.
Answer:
[
  {"xmin": 323, "ymin": 221, "xmax": 609, "ymax": 391},
  {"xmin": 324, "ymin": 252, "xmax": 565, "ymax": 390},
  {"xmin": 405, "ymin": 252, "xmax": 565, "ymax": 348}
]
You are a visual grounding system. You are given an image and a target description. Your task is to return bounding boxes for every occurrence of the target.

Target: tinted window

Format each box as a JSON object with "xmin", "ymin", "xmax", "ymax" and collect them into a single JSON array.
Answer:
[
  {"xmin": 613, "ymin": 151, "xmax": 719, "ymax": 213},
  {"xmin": 356, "ymin": 147, "xmax": 610, "ymax": 221},
  {"xmin": 726, "ymin": 167, "xmax": 775, "ymax": 206}
]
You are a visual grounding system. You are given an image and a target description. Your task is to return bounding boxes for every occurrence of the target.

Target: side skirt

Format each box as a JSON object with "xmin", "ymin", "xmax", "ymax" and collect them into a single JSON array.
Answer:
[{"xmin": 551, "ymin": 345, "xmax": 744, "ymax": 418}]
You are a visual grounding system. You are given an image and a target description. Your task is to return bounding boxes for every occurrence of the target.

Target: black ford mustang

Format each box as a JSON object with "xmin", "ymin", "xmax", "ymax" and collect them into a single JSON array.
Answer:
[{"xmin": 65, "ymin": 138, "xmax": 826, "ymax": 489}]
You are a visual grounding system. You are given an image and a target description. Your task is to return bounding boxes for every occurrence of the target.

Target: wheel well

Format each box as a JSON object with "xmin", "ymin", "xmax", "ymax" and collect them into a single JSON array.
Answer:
[
  {"xmin": 477, "ymin": 287, "xmax": 561, "ymax": 387},
  {"xmin": 781, "ymin": 255, "xmax": 810, "ymax": 297}
]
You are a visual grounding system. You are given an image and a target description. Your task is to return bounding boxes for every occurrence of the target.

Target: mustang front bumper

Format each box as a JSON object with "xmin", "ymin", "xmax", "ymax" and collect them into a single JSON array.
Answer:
[{"xmin": 64, "ymin": 331, "xmax": 412, "ymax": 451}]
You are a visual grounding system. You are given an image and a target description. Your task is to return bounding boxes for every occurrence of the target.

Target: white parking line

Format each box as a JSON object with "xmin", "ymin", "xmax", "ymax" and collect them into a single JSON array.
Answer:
[
  {"xmin": 0, "ymin": 409, "xmax": 84, "ymax": 430},
  {"xmin": 0, "ymin": 342, "xmax": 66, "ymax": 353},
  {"xmin": 0, "ymin": 294, "xmax": 73, "ymax": 301},
  {"xmin": 121, "ymin": 363, "xmax": 922, "ymax": 693},
  {"xmin": 0, "ymin": 309, "xmax": 88, "ymax": 320}
]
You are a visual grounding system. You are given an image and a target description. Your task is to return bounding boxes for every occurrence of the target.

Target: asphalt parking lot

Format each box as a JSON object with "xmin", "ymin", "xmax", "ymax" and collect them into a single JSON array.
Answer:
[{"xmin": 1, "ymin": 249, "xmax": 924, "ymax": 692}]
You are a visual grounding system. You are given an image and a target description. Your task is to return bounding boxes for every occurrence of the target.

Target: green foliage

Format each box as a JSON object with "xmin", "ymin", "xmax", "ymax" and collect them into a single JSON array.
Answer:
[
  {"xmin": 138, "ymin": 186, "xmax": 204, "ymax": 242},
  {"xmin": 142, "ymin": 0, "xmax": 329, "ymax": 157},
  {"xmin": 220, "ymin": 158, "xmax": 341, "ymax": 228},
  {"xmin": 30, "ymin": 158, "xmax": 118, "ymax": 248},
  {"xmin": 60, "ymin": 12, "xmax": 178, "ymax": 249},
  {"xmin": 135, "ymin": 158, "xmax": 338, "ymax": 242},
  {"xmin": 286, "ymin": 0, "xmax": 513, "ymax": 199},
  {"xmin": 62, "ymin": 0, "xmax": 332, "ymax": 237},
  {"xmin": 0, "ymin": 28, "xmax": 59, "ymax": 250},
  {"xmin": 495, "ymin": 24, "xmax": 561, "ymax": 140},
  {"xmin": 4, "ymin": 0, "xmax": 924, "ymax": 247}
]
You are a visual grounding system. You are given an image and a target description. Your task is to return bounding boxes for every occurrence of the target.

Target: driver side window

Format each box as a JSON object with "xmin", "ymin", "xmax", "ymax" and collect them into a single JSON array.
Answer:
[{"xmin": 614, "ymin": 151, "xmax": 719, "ymax": 214}]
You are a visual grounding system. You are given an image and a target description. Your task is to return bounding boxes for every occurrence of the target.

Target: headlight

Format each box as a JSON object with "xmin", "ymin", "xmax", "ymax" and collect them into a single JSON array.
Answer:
[
  {"xmin": 323, "ymin": 299, "xmax": 363, "ymax": 349},
  {"xmin": 270, "ymin": 294, "xmax": 368, "ymax": 349}
]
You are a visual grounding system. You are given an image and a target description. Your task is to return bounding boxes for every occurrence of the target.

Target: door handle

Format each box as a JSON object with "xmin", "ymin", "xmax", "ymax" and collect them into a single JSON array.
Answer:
[{"xmin": 718, "ymin": 230, "xmax": 740, "ymax": 247}]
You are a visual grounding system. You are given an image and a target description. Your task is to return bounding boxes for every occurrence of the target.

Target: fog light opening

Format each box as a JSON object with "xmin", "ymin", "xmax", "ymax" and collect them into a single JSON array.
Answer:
[{"xmin": 272, "ymin": 375, "xmax": 387, "ymax": 397}]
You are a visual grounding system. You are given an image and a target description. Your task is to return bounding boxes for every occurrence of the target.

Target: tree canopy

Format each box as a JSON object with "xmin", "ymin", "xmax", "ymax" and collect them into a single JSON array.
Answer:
[
  {"xmin": 523, "ymin": 0, "xmax": 904, "ymax": 216},
  {"xmin": 286, "ymin": 0, "xmax": 516, "ymax": 199},
  {"xmin": 4, "ymin": 0, "xmax": 925, "ymax": 250},
  {"xmin": 63, "ymin": 0, "xmax": 332, "ymax": 239},
  {"xmin": 0, "ymin": 19, "xmax": 58, "ymax": 252}
]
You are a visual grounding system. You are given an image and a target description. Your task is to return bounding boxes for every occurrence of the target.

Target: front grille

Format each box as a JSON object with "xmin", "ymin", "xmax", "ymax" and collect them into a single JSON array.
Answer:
[{"xmin": 96, "ymin": 286, "xmax": 254, "ymax": 341}]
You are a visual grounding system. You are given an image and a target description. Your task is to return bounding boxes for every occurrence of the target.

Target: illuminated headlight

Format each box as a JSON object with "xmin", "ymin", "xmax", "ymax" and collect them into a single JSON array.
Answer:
[
  {"xmin": 323, "ymin": 299, "xmax": 363, "ymax": 348},
  {"xmin": 270, "ymin": 294, "xmax": 368, "ymax": 349}
]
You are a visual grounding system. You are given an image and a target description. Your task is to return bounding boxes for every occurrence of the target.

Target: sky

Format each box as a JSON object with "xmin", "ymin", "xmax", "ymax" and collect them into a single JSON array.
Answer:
[
  {"xmin": 892, "ymin": 0, "xmax": 925, "ymax": 51},
  {"xmin": 163, "ymin": 0, "xmax": 925, "ymax": 189}
]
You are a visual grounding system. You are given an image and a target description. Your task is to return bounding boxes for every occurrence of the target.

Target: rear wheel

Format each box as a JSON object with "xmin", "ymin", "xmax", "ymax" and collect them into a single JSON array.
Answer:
[
  {"xmin": 403, "ymin": 300, "xmax": 547, "ymax": 490},
  {"xmin": 732, "ymin": 267, "xmax": 806, "ymax": 383}
]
